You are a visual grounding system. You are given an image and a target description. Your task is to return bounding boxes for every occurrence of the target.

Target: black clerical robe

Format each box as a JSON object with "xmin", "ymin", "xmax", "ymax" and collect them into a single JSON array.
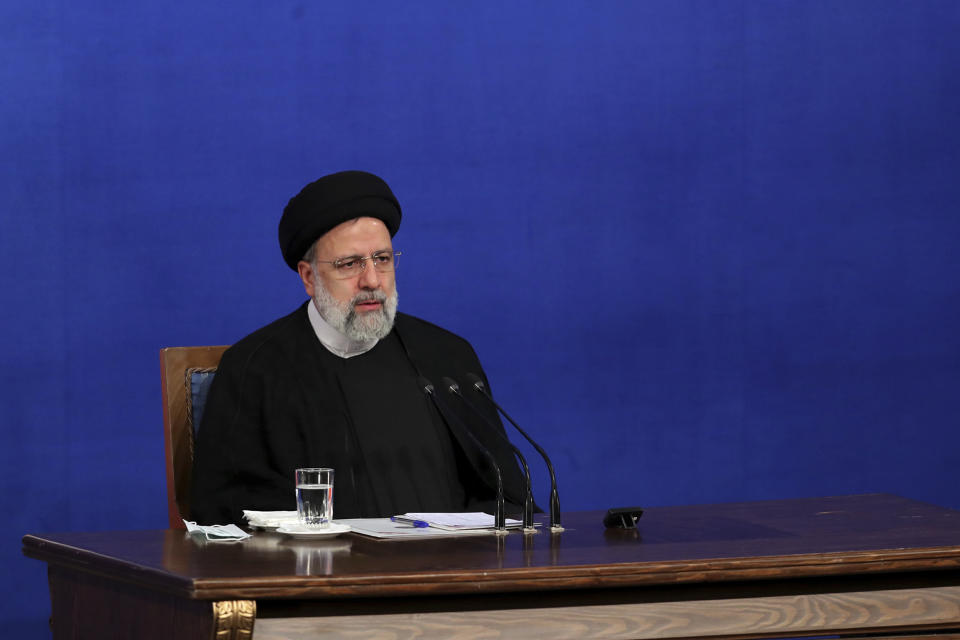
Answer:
[{"xmin": 190, "ymin": 302, "xmax": 526, "ymax": 525}]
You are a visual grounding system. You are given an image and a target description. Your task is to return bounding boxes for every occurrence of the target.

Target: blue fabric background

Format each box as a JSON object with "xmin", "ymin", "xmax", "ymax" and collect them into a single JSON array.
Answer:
[{"xmin": 3, "ymin": 1, "xmax": 959, "ymax": 636}]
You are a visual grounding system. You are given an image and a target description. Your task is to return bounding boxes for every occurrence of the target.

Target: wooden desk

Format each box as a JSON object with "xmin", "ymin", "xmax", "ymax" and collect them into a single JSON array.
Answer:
[{"xmin": 22, "ymin": 494, "xmax": 960, "ymax": 639}]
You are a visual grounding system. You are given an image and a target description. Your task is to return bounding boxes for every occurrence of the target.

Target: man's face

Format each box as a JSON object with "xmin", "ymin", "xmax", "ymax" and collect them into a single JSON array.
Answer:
[{"xmin": 298, "ymin": 217, "xmax": 398, "ymax": 341}]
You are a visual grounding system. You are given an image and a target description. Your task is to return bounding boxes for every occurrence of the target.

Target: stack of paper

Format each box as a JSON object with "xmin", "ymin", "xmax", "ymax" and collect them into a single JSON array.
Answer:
[
  {"xmin": 242, "ymin": 510, "xmax": 299, "ymax": 529},
  {"xmin": 341, "ymin": 513, "xmax": 524, "ymax": 539},
  {"xmin": 394, "ymin": 512, "xmax": 524, "ymax": 530}
]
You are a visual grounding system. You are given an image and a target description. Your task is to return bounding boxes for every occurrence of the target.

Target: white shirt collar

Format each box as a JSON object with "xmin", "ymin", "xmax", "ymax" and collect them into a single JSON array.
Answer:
[{"xmin": 307, "ymin": 299, "xmax": 379, "ymax": 359}]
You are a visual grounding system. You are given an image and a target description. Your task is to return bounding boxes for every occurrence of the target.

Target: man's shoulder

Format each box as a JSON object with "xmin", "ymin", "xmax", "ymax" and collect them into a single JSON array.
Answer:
[
  {"xmin": 393, "ymin": 312, "xmax": 481, "ymax": 363},
  {"xmin": 392, "ymin": 313, "xmax": 492, "ymax": 382},
  {"xmin": 218, "ymin": 303, "xmax": 311, "ymax": 371},
  {"xmin": 395, "ymin": 312, "xmax": 471, "ymax": 345}
]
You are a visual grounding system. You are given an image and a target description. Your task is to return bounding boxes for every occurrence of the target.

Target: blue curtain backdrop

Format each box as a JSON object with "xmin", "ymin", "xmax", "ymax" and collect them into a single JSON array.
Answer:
[{"xmin": 2, "ymin": 1, "xmax": 958, "ymax": 636}]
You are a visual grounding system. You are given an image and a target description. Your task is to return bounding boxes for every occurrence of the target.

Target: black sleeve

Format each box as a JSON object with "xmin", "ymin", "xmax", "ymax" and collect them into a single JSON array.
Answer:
[{"xmin": 190, "ymin": 345, "xmax": 296, "ymax": 525}]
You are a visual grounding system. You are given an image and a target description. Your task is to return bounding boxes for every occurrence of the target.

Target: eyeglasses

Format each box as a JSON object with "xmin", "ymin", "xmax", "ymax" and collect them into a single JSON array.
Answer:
[{"xmin": 315, "ymin": 250, "xmax": 401, "ymax": 279}]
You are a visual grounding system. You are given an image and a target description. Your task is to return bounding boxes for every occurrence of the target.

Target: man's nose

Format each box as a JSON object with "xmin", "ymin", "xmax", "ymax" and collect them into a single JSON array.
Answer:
[{"xmin": 358, "ymin": 260, "xmax": 381, "ymax": 289}]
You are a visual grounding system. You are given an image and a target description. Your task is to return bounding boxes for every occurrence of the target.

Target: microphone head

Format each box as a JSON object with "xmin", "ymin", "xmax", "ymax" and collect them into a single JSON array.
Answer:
[
  {"xmin": 465, "ymin": 372, "xmax": 486, "ymax": 392},
  {"xmin": 417, "ymin": 376, "xmax": 435, "ymax": 394},
  {"xmin": 440, "ymin": 376, "xmax": 461, "ymax": 394}
]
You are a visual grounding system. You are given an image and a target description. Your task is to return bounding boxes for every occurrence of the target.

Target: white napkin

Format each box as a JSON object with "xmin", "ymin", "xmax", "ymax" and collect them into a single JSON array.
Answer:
[
  {"xmin": 183, "ymin": 520, "xmax": 251, "ymax": 541},
  {"xmin": 243, "ymin": 510, "xmax": 299, "ymax": 528}
]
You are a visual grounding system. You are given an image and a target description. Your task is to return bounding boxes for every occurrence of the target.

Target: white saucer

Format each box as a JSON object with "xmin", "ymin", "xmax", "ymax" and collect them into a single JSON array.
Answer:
[{"xmin": 276, "ymin": 523, "xmax": 351, "ymax": 538}]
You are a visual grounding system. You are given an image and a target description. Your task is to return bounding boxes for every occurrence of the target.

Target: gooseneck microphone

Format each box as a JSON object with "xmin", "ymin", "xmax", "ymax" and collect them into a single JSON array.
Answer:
[
  {"xmin": 441, "ymin": 377, "xmax": 536, "ymax": 532},
  {"xmin": 418, "ymin": 377, "xmax": 507, "ymax": 532},
  {"xmin": 466, "ymin": 373, "xmax": 563, "ymax": 531}
]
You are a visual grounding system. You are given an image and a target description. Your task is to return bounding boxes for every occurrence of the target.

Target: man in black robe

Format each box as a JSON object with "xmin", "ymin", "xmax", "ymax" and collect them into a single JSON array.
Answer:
[{"xmin": 191, "ymin": 171, "xmax": 526, "ymax": 525}]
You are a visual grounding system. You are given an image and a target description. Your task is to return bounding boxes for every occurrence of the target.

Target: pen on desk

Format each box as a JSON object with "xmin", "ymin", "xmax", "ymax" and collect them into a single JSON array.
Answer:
[{"xmin": 390, "ymin": 516, "xmax": 430, "ymax": 528}]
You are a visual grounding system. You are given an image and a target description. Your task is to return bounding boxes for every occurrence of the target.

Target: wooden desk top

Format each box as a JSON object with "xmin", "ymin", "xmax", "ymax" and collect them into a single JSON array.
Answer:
[{"xmin": 22, "ymin": 494, "xmax": 960, "ymax": 601}]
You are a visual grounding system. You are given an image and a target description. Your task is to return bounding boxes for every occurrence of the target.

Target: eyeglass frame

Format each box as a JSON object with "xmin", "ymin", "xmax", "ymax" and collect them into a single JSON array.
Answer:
[{"xmin": 313, "ymin": 250, "xmax": 402, "ymax": 279}]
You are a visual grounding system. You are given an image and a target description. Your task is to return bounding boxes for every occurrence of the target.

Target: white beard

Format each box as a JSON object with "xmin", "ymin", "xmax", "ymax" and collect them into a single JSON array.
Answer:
[{"xmin": 312, "ymin": 276, "xmax": 398, "ymax": 342}]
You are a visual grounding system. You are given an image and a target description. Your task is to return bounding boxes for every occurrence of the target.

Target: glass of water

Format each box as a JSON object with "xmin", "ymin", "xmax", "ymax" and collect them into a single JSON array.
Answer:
[{"xmin": 295, "ymin": 468, "xmax": 334, "ymax": 527}]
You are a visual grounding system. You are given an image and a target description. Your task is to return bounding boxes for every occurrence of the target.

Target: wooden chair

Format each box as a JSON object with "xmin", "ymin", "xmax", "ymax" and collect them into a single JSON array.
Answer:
[{"xmin": 160, "ymin": 346, "xmax": 228, "ymax": 529}]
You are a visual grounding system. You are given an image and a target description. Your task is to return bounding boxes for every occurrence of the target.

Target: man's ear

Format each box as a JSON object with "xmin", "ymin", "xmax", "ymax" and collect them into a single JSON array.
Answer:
[{"xmin": 297, "ymin": 261, "xmax": 316, "ymax": 298}]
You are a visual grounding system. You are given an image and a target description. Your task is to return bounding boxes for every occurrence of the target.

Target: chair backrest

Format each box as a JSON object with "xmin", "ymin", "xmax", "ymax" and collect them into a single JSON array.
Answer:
[{"xmin": 160, "ymin": 346, "xmax": 228, "ymax": 529}]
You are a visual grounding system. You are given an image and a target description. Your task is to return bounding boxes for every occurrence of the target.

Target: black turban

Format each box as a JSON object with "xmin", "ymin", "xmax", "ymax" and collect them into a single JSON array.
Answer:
[{"xmin": 278, "ymin": 170, "xmax": 402, "ymax": 271}]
